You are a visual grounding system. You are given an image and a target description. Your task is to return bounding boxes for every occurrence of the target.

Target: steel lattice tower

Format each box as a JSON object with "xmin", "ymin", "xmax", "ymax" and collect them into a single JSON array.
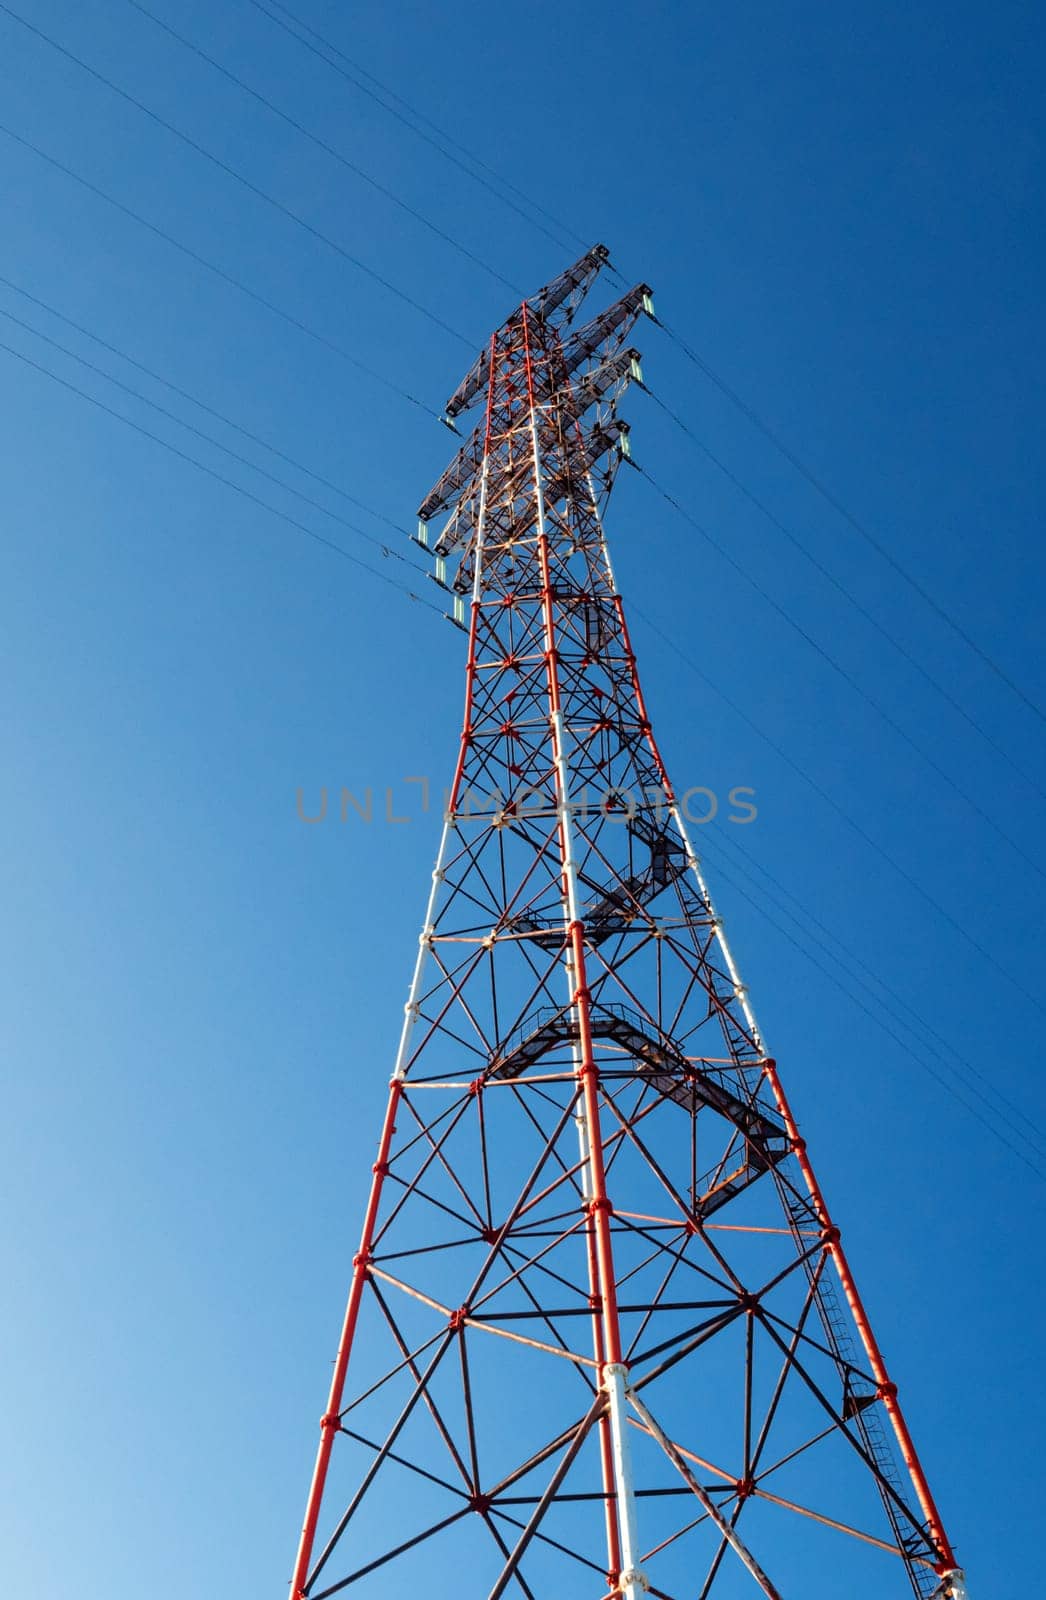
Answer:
[{"xmin": 288, "ymin": 248, "xmax": 967, "ymax": 1600}]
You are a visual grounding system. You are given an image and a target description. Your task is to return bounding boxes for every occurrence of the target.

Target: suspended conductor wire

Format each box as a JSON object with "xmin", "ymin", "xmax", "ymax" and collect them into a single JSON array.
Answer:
[
  {"xmin": 698, "ymin": 839, "xmax": 1046, "ymax": 1182},
  {"xmin": 635, "ymin": 462, "xmax": 1046, "ymax": 885},
  {"xmin": 703, "ymin": 826, "xmax": 1046, "ymax": 1159},
  {"xmin": 625, "ymin": 598, "xmax": 1046, "ymax": 1023},
  {"xmin": 704, "ymin": 839, "xmax": 1046, "ymax": 1179},
  {"xmin": 160, "ymin": 0, "xmax": 1046, "ymax": 805},
  {"xmin": 246, "ymin": 0, "xmax": 588, "ymax": 257},
  {"xmin": 0, "ymin": 2, "xmax": 472, "ymax": 348},
  {"xmin": 242, "ymin": 0, "xmax": 1044, "ymax": 756},
  {"xmin": 642, "ymin": 385, "xmax": 1046, "ymax": 806},
  {"xmin": 0, "ymin": 120, "xmax": 442, "ymax": 422},
  {"xmin": 657, "ymin": 315, "xmax": 1046, "ymax": 728},
  {"xmin": 715, "ymin": 823, "xmax": 1046, "ymax": 1156},
  {"xmin": 122, "ymin": 0, "xmax": 525, "ymax": 298},
  {"xmin": 0, "ymin": 302, "xmax": 430, "ymax": 580},
  {"xmin": 0, "ymin": 270, "xmax": 406, "ymax": 541},
  {"xmin": 0, "ymin": 337, "xmax": 445, "ymax": 617}
]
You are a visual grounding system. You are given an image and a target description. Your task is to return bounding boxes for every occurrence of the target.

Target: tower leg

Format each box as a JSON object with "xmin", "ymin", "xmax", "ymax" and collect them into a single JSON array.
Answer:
[
  {"xmin": 289, "ymin": 1078, "xmax": 403, "ymax": 1599},
  {"xmin": 604, "ymin": 1363, "xmax": 648, "ymax": 1599}
]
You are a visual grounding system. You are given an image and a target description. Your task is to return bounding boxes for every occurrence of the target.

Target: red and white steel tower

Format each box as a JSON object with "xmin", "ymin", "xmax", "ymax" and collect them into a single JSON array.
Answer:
[{"xmin": 288, "ymin": 247, "xmax": 967, "ymax": 1600}]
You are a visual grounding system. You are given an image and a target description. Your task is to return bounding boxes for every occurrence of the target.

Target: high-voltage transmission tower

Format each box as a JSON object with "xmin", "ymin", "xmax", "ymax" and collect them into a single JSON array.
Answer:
[{"xmin": 288, "ymin": 247, "xmax": 967, "ymax": 1600}]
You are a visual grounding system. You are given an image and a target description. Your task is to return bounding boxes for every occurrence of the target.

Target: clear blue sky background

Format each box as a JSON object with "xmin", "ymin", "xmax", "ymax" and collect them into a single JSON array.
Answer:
[{"xmin": 2, "ymin": 1, "xmax": 1043, "ymax": 1594}]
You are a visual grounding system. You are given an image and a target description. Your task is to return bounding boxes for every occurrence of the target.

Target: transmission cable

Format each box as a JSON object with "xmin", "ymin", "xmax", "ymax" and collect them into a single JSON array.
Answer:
[
  {"xmin": 0, "ymin": 336, "xmax": 446, "ymax": 617},
  {"xmin": 657, "ymin": 316, "xmax": 1046, "ymax": 727},
  {"xmin": 698, "ymin": 839, "xmax": 1046, "ymax": 1182},
  {"xmin": 122, "ymin": 0, "xmax": 523, "ymax": 297},
  {"xmin": 0, "ymin": 120, "xmax": 442, "ymax": 422},
  {"xmin": 0, "ymin": 270, "xmax": 406, "ymax": 539},
  {"xmin": 625, "ymin": 598, "xmax": 1046, "ymax": 1023},
  {"xmin": 704, "ymin": 838, "xmax": 1046, "ymax": 1178},
  {"xmin": 0, "ymin": 2, "xmax": 471, "ymax": 347},
  {"xmin": 0, "ymin": 301, "xmax": 431, "ymax": 584},
  {"xmin": 643, "ymin": 385, "xmax": 1046, "ymax": 805},
  {"xmin": 246, "ymin": 0, "xmax": 588, "ymax": 256},
  {"xmin": 635, "ymin": 462, "xmax": 1046, "ymax": 884},
  {"xmin": 704, "ymin": 825, "xmax": 1046, "ymax": 1156},
  {"xmin": 234, "ymin": 0, "xmax": 1045, "ymax": 742}
]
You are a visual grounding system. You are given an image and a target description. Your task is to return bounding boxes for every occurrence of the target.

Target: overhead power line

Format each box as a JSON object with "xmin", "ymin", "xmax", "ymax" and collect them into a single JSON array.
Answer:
[
  {"xmin": 709, "ymin": 826, "xmax": 1046, "ymax": 1148},
  {"xmin": 0, "ymin": 299, "xmax": 430, "ymax": 581},
  {"xmin": 0, "ymin": 270, "xmax": 405, "ymax": 539},
  {"xmin": 0, "ymin": 1, "xmax": 471, "ymax": 346},
  {"xmin": 708, "ymin": 822, "xmax": 1046, "ymax": 1156},
  {"xmin": 0, "ymin": 335, "xmax": 446, "ymax": 617},
  {"xmin": 643, "ymin": 385, "xmax": 1046, "ymax": 806},
  {"xmin": 235, "ymin": 0, "xmax": 1045, "ymax": 744},
  {"xmin": 625, "ymin": 597, "xmax": 1046, "ymax": 1024},
  {"xmin": 699, "ymin": 835, "xmax": 1046, "ymax": 1182},
  {"xmin": 635, "ymin": 462, "xmax": 1046, "ymax": 885},
  {"xmin": 228, "ymin": 0, "xmax": 1046, "ymax": 783},
  {"xmin": 123, "ymin": 0, "xmax": 523, "ymax": 297},
  {"xmin": 658, "ymin": 316, "xmax": 1046, "ymax": 729},
  {"xmin": 246, "ymin": 0, "xmax": 588, "ymax": 256},
  {"xmin": 0, "ymin": 120, "xmax": 442, "ymax": 421}
]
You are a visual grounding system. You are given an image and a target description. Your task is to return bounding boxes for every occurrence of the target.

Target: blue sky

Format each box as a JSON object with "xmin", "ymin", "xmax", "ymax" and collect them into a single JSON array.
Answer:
[{"xmin": 1, "ymin": 1, "xmax": 1043, "ymax": 1594}]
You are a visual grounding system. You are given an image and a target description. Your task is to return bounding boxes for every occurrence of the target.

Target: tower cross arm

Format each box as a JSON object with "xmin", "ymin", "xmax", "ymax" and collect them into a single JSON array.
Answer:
[{"xmin": 445, "ymin": 243, "xmax": 613, "ymax": 420}]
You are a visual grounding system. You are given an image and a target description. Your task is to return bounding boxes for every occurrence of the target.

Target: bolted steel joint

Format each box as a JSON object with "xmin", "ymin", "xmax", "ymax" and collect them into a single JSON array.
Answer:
[{"xmin": 618, "ymin": 1567, "xmax": 650, "ymax": 1592}]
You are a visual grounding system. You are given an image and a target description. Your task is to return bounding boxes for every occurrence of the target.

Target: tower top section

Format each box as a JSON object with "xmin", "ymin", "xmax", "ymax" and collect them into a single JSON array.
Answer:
[
  {"xmin": 444, "ymin": 242, "xmax": 621, "ymax": 421},
  {"xmin": 416, "ymin": 245, "xmax": 655, "ymax": 606}
]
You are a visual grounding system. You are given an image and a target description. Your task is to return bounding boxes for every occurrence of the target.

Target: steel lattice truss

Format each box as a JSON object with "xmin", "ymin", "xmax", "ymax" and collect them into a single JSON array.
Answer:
[{"xmin": 288, "ymin": 248, "xmax": 967, "ymax": 1600}]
